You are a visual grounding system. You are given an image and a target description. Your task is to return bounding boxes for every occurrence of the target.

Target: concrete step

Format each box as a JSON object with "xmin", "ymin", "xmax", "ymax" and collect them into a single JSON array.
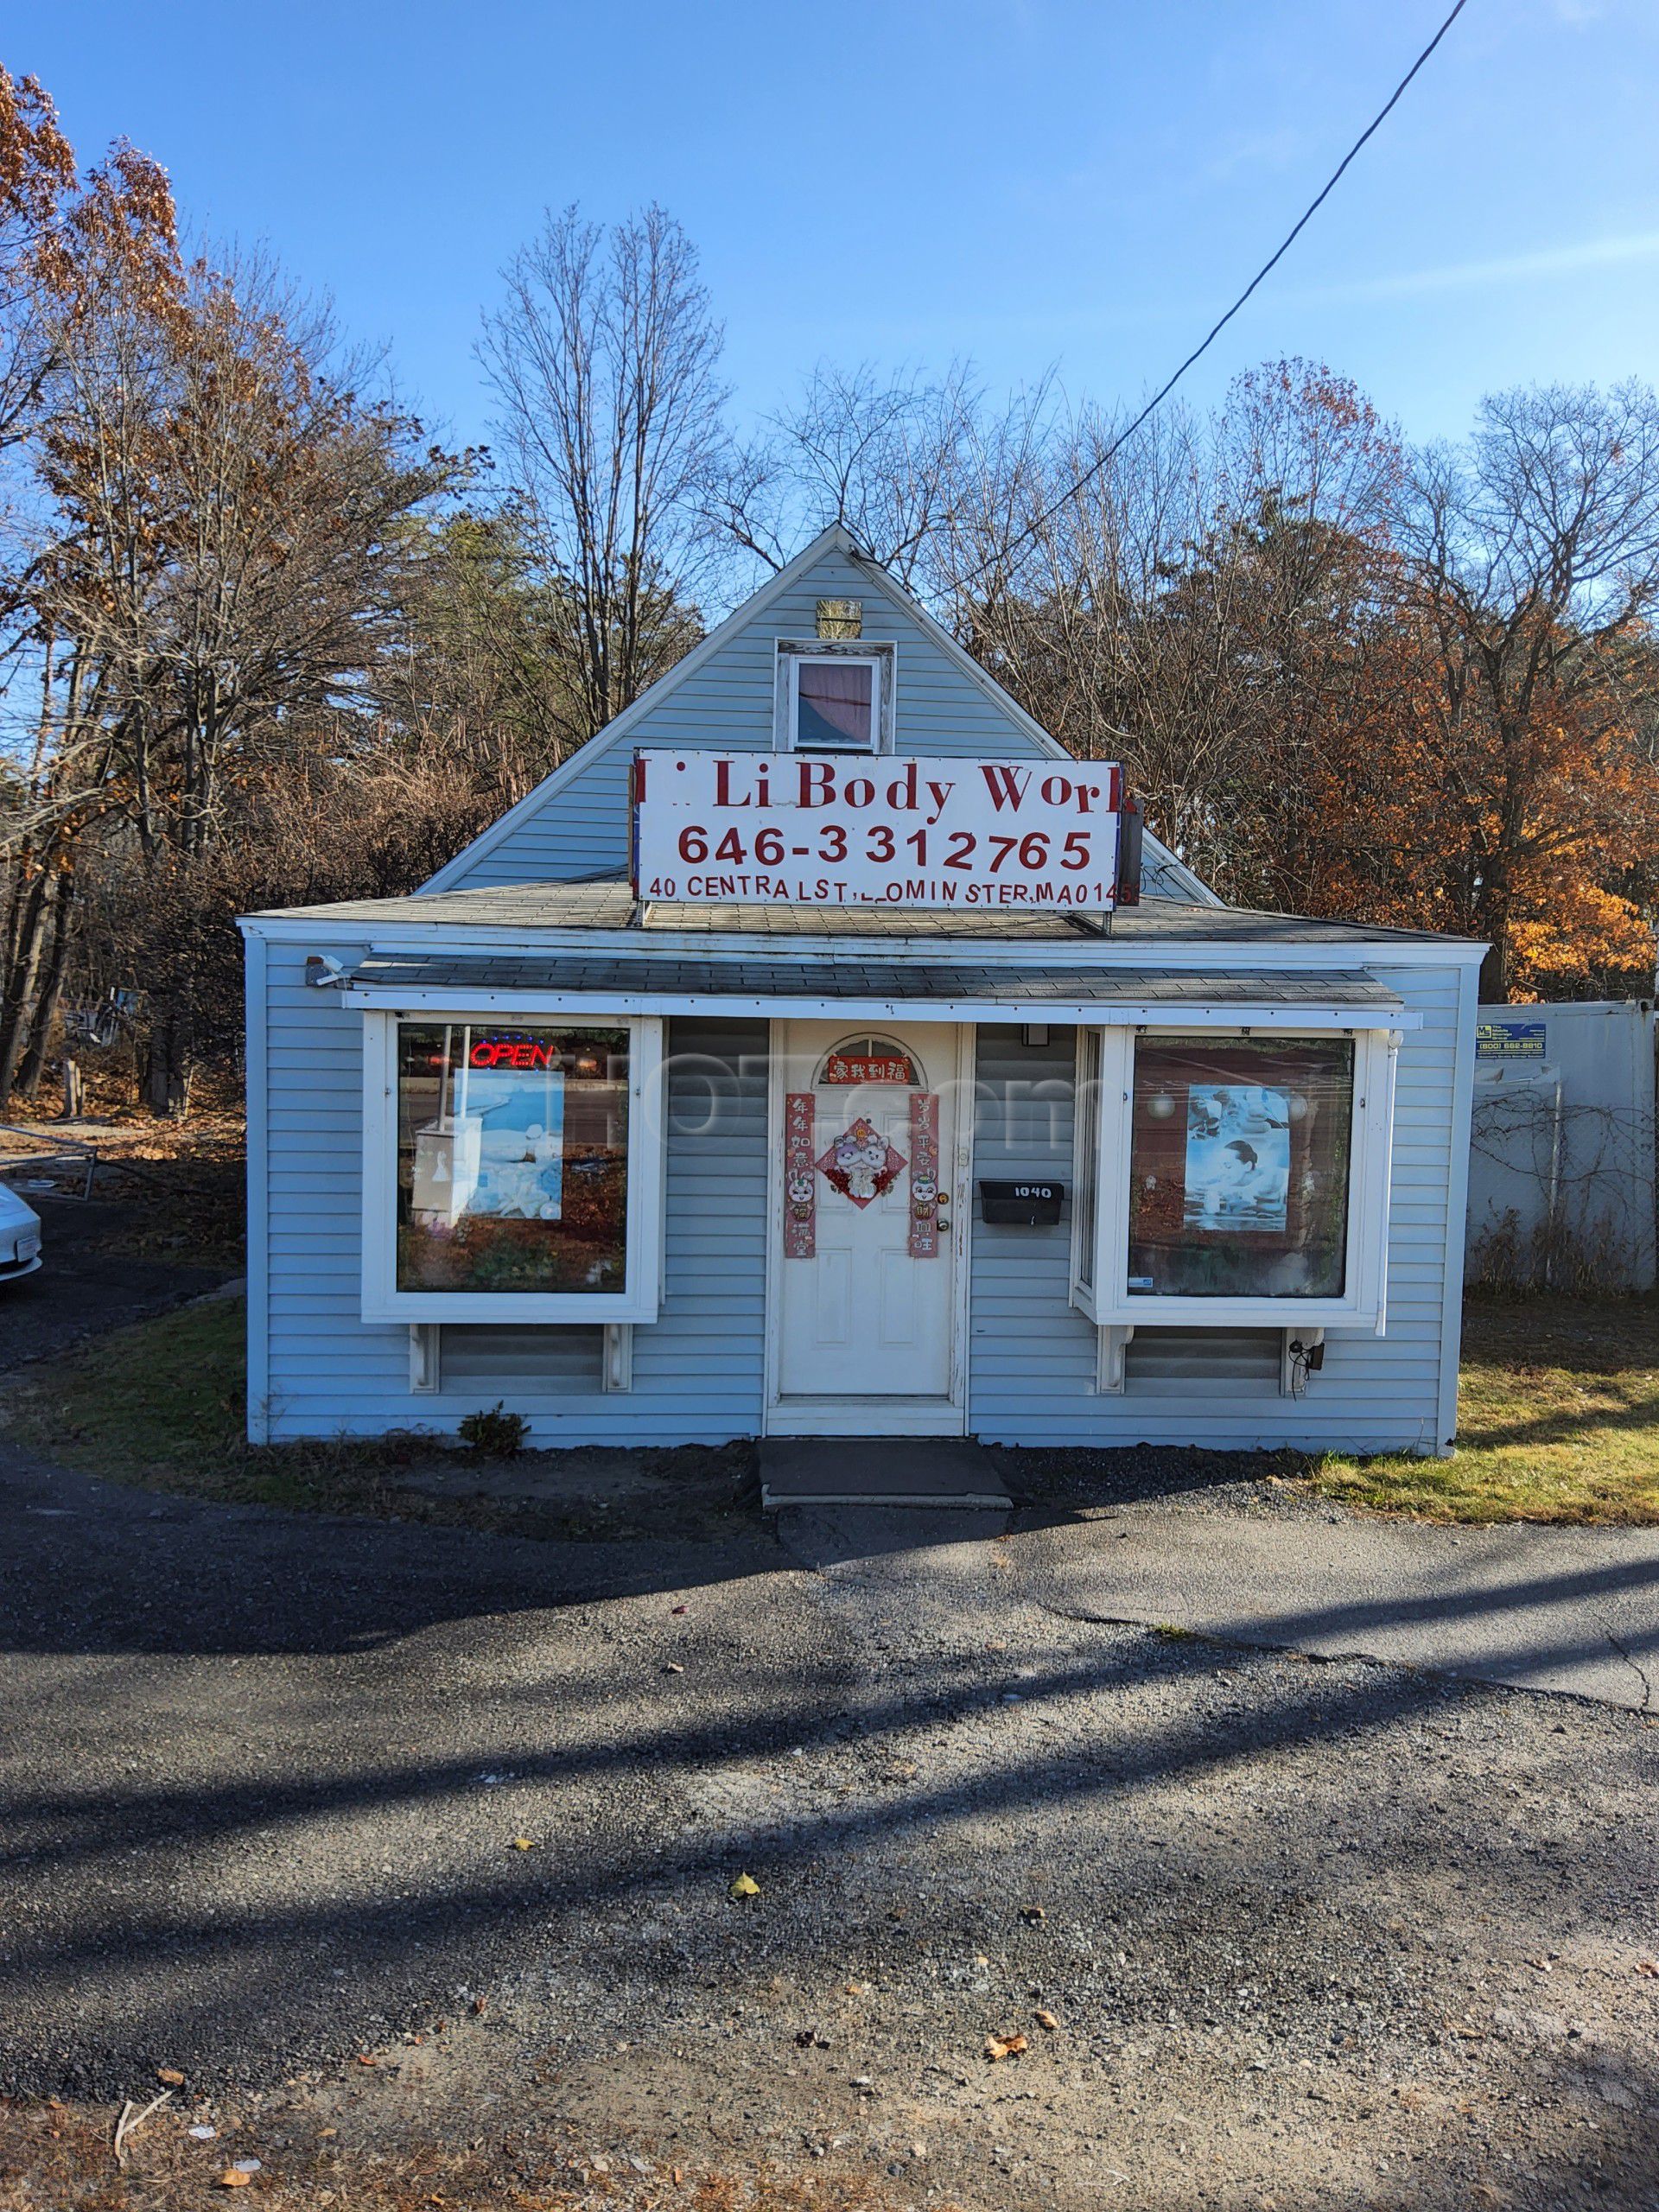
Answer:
[{"xmin": 760, "ymin": 1436, "xmax": 1012, "ymax": 1510}]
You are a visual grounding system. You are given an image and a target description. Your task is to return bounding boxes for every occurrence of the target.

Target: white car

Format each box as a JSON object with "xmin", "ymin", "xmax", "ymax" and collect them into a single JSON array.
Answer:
[{"xmin": 0, "ymin": 1180, "xmax": 43, "ymax": 1283}]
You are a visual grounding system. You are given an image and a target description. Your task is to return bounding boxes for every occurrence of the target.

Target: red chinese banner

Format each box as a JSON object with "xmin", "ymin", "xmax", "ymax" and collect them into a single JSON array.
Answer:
[
  {"xmin": 909, "ymin": 1091, "xmax": 941, "ymax": 1257},
  {"xmin": 823, "ymin": 1051, "xmax": 916, "ymax": 1086},
  {"xmin": 783, "ymin": 1092, "xmax": 817, "ymax": 1258}
]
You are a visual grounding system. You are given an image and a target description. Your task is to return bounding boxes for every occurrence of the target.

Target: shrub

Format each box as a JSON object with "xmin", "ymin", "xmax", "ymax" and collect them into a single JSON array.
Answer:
[{"xmin": 457, "ymin": 1402, "xmax": 530, "ymax": 1456}]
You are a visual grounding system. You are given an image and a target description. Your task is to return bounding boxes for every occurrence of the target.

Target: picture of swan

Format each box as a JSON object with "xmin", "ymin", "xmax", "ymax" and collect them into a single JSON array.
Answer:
[{"xmin": 1183, "ymin": 1084, "xmax": 1291, "ymax": 1231}]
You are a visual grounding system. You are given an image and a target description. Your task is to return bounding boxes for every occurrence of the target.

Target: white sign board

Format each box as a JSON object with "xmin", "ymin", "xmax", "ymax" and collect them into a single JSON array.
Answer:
[{"xmin": 632, "ymin": 751, "xmax": 1122, "ymax": 911}]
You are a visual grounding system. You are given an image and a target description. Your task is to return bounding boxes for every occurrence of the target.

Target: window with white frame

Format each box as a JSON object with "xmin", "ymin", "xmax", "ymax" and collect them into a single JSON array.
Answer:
[
  {"xmin": 1071, "ymin": 1025, "xmax": 1397, "ymax": 1331},
  {"xmin": 360, "ymin": 1013, "xmax": 664, "ymax": 1324},
  {"xmin": 776, "ymin": 640, "xmax": 893, "ymax": 753}
]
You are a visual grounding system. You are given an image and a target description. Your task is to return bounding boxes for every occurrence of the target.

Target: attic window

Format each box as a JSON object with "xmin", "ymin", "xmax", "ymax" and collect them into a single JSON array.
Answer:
[{"xmin": 776, "ymin": 639, "xmax": 893, "ymax": 754}]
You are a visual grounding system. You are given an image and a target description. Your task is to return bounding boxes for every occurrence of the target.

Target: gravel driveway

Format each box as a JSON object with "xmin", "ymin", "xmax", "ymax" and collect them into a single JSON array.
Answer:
[{"xmin": 1, "ymin": 1443, "xmax": 1656, "ymax": 2209}]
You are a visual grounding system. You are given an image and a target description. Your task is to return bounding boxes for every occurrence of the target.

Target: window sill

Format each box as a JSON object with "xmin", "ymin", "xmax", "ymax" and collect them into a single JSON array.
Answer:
[
  {"xmin": 1091, "ymin": 1294, "xmax": 1381, "ymax": 1332},
  {"xmin": 364, "ymin": 1289, "xmax": 659, "ymax": 1326}
]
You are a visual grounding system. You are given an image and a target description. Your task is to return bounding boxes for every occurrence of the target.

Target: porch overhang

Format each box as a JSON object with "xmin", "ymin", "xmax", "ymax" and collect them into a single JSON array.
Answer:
[{"xmin": 338, "ymin": 953, "xmax": 1416, "ymax": 1030}]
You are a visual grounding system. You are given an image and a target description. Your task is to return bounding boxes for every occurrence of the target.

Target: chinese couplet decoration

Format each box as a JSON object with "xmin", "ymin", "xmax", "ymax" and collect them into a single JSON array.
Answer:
[
  {"xmin": 908, "ymin": 1091, "xmax": 941, "ymax": 1256},
  {"xmin": 785, "ymin": 1094, "xmax": 942, "ymax": 1255},
  {"xmin": 784, "ymin": 1092, "xmax": 817, "ymax": 1258}
]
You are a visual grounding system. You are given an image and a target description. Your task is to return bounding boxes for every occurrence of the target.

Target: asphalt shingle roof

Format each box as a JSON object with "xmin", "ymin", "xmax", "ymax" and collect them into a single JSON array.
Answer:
[
  {"xmin": 259, "ymin": 879, "xmax": 1471, "ymax": 950},
  {"xmin": 343, "ymin": 951, "xmax": 1406, "ymax": 1013}
]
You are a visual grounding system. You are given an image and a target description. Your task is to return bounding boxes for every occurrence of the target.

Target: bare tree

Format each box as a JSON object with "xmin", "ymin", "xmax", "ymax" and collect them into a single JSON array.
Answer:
[
  {"xmin": 719, "ymin": 360, "xmax": 982, "ymax": 585},
  {"xmin": 0, "ymin": 138, "xmax": 183, "ymax": 1103},
  {"xmin": 0, "ymin": 71, "xmax": 74, "ymax": 466},
  {"xmin": 479, "ymin": 204, "xmax": 727, "ymax": 746}
]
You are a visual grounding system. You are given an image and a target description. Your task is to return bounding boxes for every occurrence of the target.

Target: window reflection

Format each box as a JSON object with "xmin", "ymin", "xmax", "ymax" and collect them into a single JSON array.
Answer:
[
  {"xmin": 396, "ymin": 1023, "xmax": 629, "ymax": 1294},
  {"xmin": 1128, "ymin": 1035, "xmax": 1353, "ymax": 1298}
]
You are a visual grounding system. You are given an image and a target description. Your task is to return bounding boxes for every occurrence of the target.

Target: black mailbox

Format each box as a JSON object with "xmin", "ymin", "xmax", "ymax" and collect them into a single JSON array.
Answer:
[{"xmin": 979, "ymin": 1179, "xmax": 1065, "ymax": 1226}]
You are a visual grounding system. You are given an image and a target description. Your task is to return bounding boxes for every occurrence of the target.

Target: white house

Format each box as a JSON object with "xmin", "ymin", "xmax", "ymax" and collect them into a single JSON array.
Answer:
[{"xmin": 239, "ymin": 527, "xmax": 1483, "ymax": 1453}]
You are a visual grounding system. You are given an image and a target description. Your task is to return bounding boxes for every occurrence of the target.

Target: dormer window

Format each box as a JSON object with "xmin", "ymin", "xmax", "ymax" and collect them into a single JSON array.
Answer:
[{"xmin": 776, "ymin": 639, "xmax": 894, "ymax": 754}]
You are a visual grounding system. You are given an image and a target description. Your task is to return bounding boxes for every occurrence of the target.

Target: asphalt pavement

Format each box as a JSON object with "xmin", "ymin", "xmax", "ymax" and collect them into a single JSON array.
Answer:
[
  {"xmin": 2, "ymin": 1436, "xmax": 1657, "ymax": 2209},
  {"xmin": 1011, "ymin": 1503, "xmax": 1658, "ymax": 1709}
]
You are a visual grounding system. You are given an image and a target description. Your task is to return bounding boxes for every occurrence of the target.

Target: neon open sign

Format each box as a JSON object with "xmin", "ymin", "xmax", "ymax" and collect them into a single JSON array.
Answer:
[
  {"xmin": 632, "ymin": 751, "xmax": 1123, "ymax": 911},
  {"xmin": 469, "ymin": 1037, "xmax": 554, "ymax": 1071}
]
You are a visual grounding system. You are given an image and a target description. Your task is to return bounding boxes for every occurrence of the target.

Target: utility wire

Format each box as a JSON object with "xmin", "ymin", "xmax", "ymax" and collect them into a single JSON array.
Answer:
[{"xmin": 953, "ymin": 0, "xmax": 1472, "ymax": 595}]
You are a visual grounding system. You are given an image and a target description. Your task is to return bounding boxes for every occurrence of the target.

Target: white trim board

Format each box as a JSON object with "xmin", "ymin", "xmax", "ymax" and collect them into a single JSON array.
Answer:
[
  {"xmin": 243, "ymin": 930, "xmax": 270, "ymax": 1443},
  {"xmin": 416, "ymin": 523, "xmax": 1219, "ymax": 906}
]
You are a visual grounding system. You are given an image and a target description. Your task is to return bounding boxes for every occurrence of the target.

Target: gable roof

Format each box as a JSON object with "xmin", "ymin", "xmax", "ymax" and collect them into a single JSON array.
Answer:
[{"xmin": 420, "ymin": 524, "xmax": 1219, "ymax": 904}]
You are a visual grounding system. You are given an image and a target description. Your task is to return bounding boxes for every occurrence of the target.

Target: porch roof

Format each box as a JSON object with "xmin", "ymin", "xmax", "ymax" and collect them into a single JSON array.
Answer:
[
  {"xmin": 340, "ymin": 950, "xmax": 1409, "ymax": 1024},
  {"xmin": 255, "ymin": 880, "xmax": 1472, "ymax": 950}
]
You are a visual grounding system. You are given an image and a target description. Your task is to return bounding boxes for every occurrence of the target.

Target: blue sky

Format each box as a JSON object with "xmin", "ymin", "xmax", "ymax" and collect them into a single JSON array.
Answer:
[{"xmin": 15, "ymin": 0, "xmax": 1659, "ymax": 453}]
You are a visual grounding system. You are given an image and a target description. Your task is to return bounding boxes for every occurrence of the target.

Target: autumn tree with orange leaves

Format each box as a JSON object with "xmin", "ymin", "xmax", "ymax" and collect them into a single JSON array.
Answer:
[
  {"xmin": 0, "ymin": 71, "xmax": 466, "ymax": 1109},
  {"xmin": 900, "ymin": 361, "xmax": 1659, "ymax": 1000}
]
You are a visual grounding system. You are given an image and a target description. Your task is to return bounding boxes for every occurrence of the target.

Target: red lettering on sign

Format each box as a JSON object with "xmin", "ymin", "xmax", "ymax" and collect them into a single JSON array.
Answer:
[
  {"xmin": 980, "ymin": 763, "xmax": 1031, "ymax": 811},
  {"xmin": 469, "ymin": 1039, "xmax": 553, "ymax": 1071}
]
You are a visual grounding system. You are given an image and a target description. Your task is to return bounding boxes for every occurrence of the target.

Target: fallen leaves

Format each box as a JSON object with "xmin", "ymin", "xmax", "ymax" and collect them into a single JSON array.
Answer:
[
  {"xmin": 214, "ymin": 2173, "xmax": 251, "ymax": 2190},
  {"xmin": 984, "ymin": 2032, "xmax": 1028, "ymax": 2062},
  {"xmin": 155, "ymin": 2067, "xmax": 185, "ymax": 2088},
  {"xmin": 510, "ymin": 1836, "xmax": 537, "ymax": 1851},
  {"xmin": 729, "ymin": 1872, "xmax": 761, "ymax": 1900},
  {"xmin": 1033, "ymin": 2008, "xmax": 1059, "ymax": 2031},
  {"xmin": 1637, "ymin": 1959, "xmax": 1659, "ymax": 1977}
]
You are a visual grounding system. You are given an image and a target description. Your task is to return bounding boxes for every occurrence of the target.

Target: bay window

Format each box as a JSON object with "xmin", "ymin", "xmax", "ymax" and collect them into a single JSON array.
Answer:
[
  {"xmin": 1072, "ymin": 1024, "xmax": 1397, "ymax": 1332},
  {"xmin": 361, "ymin": 1013, "xmax": 664, "ymax": 1323}
]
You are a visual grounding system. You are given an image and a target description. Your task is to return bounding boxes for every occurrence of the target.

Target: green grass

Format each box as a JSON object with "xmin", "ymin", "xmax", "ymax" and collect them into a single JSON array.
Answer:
[
  {"xmin": 0, "ymin": 1293, "xmax": 753, "ymax": 1540},
  {"xmin": 0, "ymin": 1294, "xmax": 400, "ymax": 1512},
  {"xmin": 17, "ymin": 1290, "xmax": 248, "ymax": 1478},
  {"xmin": 6, "ymin": 1288, "xmax": 1658, "ymax": 1530},
  {"xmin": 1309, "ymin": 1294, "xmax": 1659, "ymax": 1524}
]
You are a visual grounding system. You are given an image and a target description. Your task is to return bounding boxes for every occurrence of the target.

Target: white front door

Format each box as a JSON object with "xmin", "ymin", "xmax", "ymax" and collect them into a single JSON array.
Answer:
[{"xmin": 771, "ymin": 1020, "xmax": 964, "ymax": 1432}]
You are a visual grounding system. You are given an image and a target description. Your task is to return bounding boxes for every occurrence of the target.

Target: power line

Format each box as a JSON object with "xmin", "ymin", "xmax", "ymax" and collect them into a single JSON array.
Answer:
[{"xmin": 953, "ymin": 0, "xmax": 1472, "ymax": 595}]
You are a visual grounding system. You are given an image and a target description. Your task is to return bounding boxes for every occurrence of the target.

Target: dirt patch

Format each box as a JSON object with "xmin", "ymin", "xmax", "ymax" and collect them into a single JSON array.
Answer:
[
  {"xmin": 0, "ymin": 2090, "xmax": 934, "ymax": 2211},
  {"xmin": 0, "ymin": 1294, "xmax": 760, "ymax": 1544},
  {"xmin": 3, "ymin": 1103, "xmax": 245, "ymax": 1266}
]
